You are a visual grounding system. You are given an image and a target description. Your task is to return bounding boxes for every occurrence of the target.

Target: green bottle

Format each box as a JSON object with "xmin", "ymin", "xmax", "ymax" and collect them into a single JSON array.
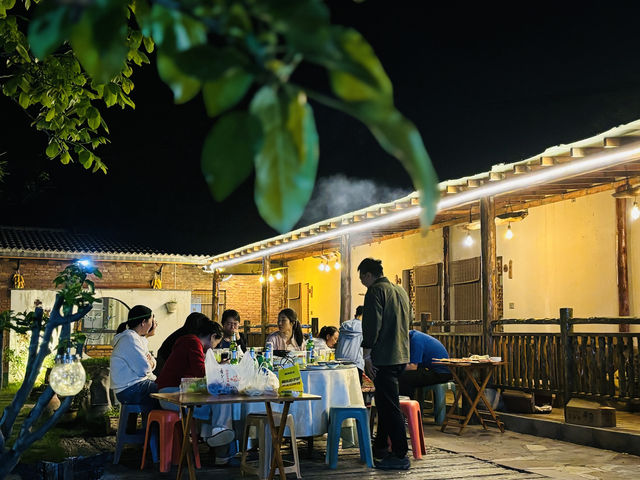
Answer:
[{"xmin": 230, "ymin": 333, "xmax": 238, "ymax": 365}]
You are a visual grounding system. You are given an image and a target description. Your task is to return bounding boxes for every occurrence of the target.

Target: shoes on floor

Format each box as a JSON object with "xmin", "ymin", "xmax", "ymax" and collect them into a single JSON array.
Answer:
[
  {"xmin": 204, "ymin": 427, "xmax": 235, "ymax": 448},
  {"xmin": 373, "ymin": 445, "xmax": 390, "ymax": 459},
  {"xmin": 374, "ymin": 454, "xmax": 410, "ymax": 470}
]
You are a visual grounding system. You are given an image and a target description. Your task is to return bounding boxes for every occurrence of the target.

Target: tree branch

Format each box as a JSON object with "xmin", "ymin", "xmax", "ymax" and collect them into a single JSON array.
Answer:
[
  {"xmin": 14, "ymin": 396, "xmax": 73, "ymax": 454},
  {"xmin": 18, "ymin": 387, "xmax": 54, "ymax": 439}
]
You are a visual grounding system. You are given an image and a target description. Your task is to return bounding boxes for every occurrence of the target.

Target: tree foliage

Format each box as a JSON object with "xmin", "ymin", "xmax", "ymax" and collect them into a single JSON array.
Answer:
[{"xmin": 1, "ymin": 0, "xmax": 440, "ymax": 231}]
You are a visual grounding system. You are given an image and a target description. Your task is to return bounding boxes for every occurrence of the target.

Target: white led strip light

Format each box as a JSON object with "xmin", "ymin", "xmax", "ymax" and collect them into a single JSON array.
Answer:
[{"xmin": 208, "ymin": 140, "xmax": 640, "ymax": 270}]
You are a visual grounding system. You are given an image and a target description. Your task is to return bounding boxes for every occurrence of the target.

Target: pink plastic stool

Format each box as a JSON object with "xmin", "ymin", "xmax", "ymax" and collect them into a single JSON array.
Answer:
[
  {"xmin": 140, "ymin": 409, "xmax": 201, "ymax": 472},
  {"xmin": 399, "ymin": 400, "xmax": 426, "ymax": 459}
]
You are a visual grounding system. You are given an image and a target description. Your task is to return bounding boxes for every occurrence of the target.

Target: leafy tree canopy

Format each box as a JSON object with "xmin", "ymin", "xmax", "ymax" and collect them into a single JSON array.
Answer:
[{"xmin": 0, "ymin": 0, "xmax": 440, "ymax": 232}]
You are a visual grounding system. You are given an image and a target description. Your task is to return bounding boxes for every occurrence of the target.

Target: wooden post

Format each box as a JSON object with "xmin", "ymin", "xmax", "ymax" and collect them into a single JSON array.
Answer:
[
  {"xmin": 560, "ymin": 307, "xmax": 574, "ymax": 406},
  {"xmin": 420, "ymin": 312, "xmax": 431, "ymax": 333},
  {"xmin": 480, "ymin": 197, "xmax": 497, "ymax": 351},
  {"xmin": 282, "ymin": 266, "xmax": 289, "ymax": 311},
  {"xmin": 340, "ymin": 234, "xmax": 352, "ymax": 324},
  {"xmin": 311, "ymin": 317, "xmax": 319, "ymax": 337},
  {"xmin": 261, "ymin": 256, "xmax": 271, "ymax": 326},
  {"xmin": 615, "ymin": 193, "xmax": 630, "ymax": 333},
  {"xmin": 212, "ymin": 270, "xmax": 220, "ymax": 323},
  {"xmin": 443, "ymin": 226, "xmax": 451, "ymax": 325}
]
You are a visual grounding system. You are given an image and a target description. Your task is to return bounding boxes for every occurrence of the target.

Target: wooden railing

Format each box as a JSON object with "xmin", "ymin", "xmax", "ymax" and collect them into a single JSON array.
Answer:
[
  {"xmin": 423, "ymin": 309, "xmax": 640, "ymax": 404},
  {"xmin": 241, "ymin": 318, "xmax": 319, "ymax": 348}
]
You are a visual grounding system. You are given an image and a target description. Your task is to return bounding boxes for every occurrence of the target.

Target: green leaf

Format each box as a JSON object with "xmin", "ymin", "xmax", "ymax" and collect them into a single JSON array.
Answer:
[
  {"xmin": 70, "ymin": 0, "xmax": 129, "ymax": 84},
  {"xmin": 78, "ymin": 149, "xmax": 92, "ymax": 169},
  {"xmin": 45, "ymin": 142, "xmax": 60, "ymax": 158},
  {"xmin": 143, "ymin": 36, "xmax": 154, "ymax": 53},
  {"xmin": 28, "ymin": 3, "xmax": 77, "ymax": 59},
  {"xmin": 18, "ymin": 91, "xmax": 30, "ymax": 108},
  {"xmin": 157, "ymin": 52, "xmax": 201, "ymax": 104},
  {"xmin": 202, "ymin": 68, "xmax": 253, "ymax": 118},
  {"xmin": 60, "ymin": 151, "xmax": 71, "ymax": 165},
  {"xmin": 15, "ymin": 44, "xmax": 31, "ymax": 63},
  {"xmin": 146, "ymin": 5, "xmax": 207, "ymax": 53},
  {"xmin": 173, "ymin": 46, "xmax": 251, "ymax": 82},
  {"xmin": 328, "ymin": 28, "xmax": 392, "ymax": 104},
  {"xmin": 250, "ymin": 86, "xmax": 319, "ymax": 232},
  {"xmin": 201, "ymin": 111, "xmax": 263, "ymax": 202},
  {"xmin": 86, "ymin": 106, "xmax": 101, "ymax": 129}
]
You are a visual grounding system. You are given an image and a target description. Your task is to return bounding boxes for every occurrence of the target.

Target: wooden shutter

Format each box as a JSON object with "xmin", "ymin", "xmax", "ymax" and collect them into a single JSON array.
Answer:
[
  {"xmin": 451, "ymin": 257, "xmax": 482, "ymax": 331},
  {"xmin": 413, "ymin": 263, "xmax": 442, "ymax": 321}
]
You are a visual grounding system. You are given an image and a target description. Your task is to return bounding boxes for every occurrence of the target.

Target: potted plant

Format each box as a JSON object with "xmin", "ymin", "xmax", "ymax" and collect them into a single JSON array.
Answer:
[{"xmin": 165, "ymin": 300, "xmax": 178, "ymax": 313}]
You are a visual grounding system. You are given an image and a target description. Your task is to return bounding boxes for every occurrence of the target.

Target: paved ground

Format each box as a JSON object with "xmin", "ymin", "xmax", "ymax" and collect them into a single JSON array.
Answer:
[{"xmin": 423, "ymin": 423, "xmax": 640, "ymax": 479}]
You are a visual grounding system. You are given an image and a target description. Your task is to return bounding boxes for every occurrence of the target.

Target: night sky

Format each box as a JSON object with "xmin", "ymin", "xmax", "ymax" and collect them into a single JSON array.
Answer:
[{"xmin": 3, "ymin": 2, "xmax": 640, "ymax": 255}]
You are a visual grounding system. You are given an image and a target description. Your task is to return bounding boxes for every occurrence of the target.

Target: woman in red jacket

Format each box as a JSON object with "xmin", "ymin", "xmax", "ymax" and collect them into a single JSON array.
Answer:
[{"xmin": 156, "ymin": 318, "xmax": 234, "ymax": 451}]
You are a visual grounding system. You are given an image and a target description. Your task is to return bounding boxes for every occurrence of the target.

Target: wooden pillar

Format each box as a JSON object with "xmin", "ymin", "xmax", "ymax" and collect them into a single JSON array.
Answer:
[
  {"xmin": 480, "ymin": 197, "xmax": 497, "ymax": 350},
  {"xmin": 282, "ymin": 265, "xmax": 289, "ymax": 311},
  {"xmin": 340, "ymin": 235, "xmax": 352, "ymax": 324},
  {"xmin": 616, "ymin": 194, "xmax": 630, "ymax": 333},
  {"xmin": 212, "ymin": 269, "xmax": 220, "ymax": 323},
  {"xmin": 443, "ymin": 226, "xmax": 451, "ymax": 323},
  {"xmin": 261, "ymin": 256, "xmax": 271, "ymax": 326}
]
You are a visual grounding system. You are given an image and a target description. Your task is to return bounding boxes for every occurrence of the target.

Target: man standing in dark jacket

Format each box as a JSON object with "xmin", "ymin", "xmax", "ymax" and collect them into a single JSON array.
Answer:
[{"xmin": 359, "ymin": 257, "xmax": 411, "ymax": 470}]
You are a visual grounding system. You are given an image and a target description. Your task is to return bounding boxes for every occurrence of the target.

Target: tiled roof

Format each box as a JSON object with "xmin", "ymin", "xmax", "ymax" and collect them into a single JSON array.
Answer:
[{"xmin": 0, "ymin": 226, "xmax": 209, "ymax": 264}]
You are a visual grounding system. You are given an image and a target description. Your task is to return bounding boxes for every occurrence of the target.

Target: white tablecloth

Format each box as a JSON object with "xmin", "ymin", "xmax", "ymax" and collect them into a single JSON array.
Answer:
[{"xmin": 233, "ymin": 366, "xmax": 364, "ymax": 437}]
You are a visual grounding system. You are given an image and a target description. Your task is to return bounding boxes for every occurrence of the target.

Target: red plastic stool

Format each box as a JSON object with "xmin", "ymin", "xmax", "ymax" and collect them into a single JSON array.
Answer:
[
  {"xmin": 140, "ymin": 409, "xmax": 201, "ymax": 472},
  {"xmin": 399, "ymin": 400, "xmax": 426, "ymax": 460}
]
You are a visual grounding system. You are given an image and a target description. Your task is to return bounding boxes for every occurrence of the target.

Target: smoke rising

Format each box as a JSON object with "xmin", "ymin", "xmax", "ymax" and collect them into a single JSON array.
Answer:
[{"xmin": 297, "ymin": 174, "xmax": 412, "ymax": 227}]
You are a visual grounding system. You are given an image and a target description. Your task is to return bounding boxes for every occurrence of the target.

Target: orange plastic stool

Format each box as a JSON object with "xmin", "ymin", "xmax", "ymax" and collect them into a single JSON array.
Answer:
[
  {"xmin": 140, "ymin": 409, "xmax": 201, "ymax": 472},
  {"xmin": 399, "ymin": 400, "xmax": 426, "ymax": 460}
]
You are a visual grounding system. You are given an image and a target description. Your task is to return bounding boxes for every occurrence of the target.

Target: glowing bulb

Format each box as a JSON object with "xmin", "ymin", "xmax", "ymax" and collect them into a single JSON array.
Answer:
[
  {"xmin": 505, "ymin": 224, "xmax": 513, "ymax": 240},
  {"xmin": 464, "ymin": 232, "xmax": 473, "ymax": 247},
  {"xmin": 268, "ymin": 274, "xmax": 274, "ymax": 282},
  {"xmin": 632, "ymin": 202, "xmax": 640, "ymax": 220},
  {"xmin": 275, "ymin": 271, "xmax": 283, "ymax": 280},
  {"xmin": 49, "ymin": 354, "xmax": 86, "ymax": 397},
  {"xmin": 259, "ymin": 275, "xmax": 265, "ymax": 283},
  {"xmin": 334, "ymin": 261, "xmax": 341, "ymax": 270},
  {"xmin": 77, "ymin": 259, "xmax": 91, "ymax": 267},
  {"xmin": 318, "ymin": 262, "xmax": 325, "ymax": 271}
]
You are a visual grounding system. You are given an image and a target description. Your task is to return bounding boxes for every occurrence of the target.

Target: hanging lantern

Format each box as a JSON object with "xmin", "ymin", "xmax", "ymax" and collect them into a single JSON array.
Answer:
[
  {"xmin": 49, "ymin": 353, "xmax": 86, "ymax": 397},
  {"xmin": 505, "ymin": 224, "xmax": 514, "ymax": 240}
]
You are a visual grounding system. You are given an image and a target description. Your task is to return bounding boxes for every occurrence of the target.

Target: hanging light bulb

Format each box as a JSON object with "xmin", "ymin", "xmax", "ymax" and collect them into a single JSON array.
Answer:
[
  {"xmin": 49, "ymin": 352, "xmax": 86, "ymax": 397},
  {"xmin": 275, "ymin": 271, "xmax": 283, "ymax": 280},
  {"xmin": 318, "ymin": 261, "xmax": 325, "ymax": 271},
  {"xmin": 268, "ymin": 274, "xmax": 274, "ymax": 282},
  {"xmin": 334, "ymin": 261, "xmax": 341, "ymax": 270},
  {"xmin": 464, "ymin": 231, "xmax": 473, "ymax": 247},
  {"xmin": 259, "ymin": 275, "xmax": 265, "ymax": 283},
  {"xmin": 505, "ymin": 224, "xmax": 514, "ymax": 240},
  {"xmin": 632, "ymin": 201, "xmax": 640, "ymax": 221}
]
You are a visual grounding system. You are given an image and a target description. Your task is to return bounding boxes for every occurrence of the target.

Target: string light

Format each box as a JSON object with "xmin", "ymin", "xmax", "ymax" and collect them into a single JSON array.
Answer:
[
  {"xmin": 318, "ymin": 262, "xmax": 326, "ymax": 272},
  {"xmin": 464, "ymin": 232, "xmax": 474, "ymax": 247},
  {"xmin": 505, "ymin": 224, "xmax": 514, "ymax": 239},
  {"xmin": 268, "ymin": 274, "xmax": 274, "ymax": 282},
  {"xmin": 275, "ymin": 271, "xmax": 283, "ymax": 280},
  {"xmin": 334, "ymin": 261, "xmax": 341, "ymax": 270},
  {"xmin": 259, "ymin": 275, "xmax": 265, "ymax": 283},
  {"xmin": 632, "ymin": 201, "xmax": 640, "ymax": 220}
]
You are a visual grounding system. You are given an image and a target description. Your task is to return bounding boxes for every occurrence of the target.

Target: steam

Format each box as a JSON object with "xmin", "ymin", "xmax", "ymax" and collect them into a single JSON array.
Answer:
[{"xmin": 298, "ymin": 174, "xmax": 412, "ymax": 226}]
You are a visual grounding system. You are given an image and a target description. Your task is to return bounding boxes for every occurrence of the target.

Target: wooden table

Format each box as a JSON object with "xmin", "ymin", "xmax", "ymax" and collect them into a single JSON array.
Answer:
[
  {"xmin": 152, "ymin": 392, "xmax": 321, "ymax": 480},
  {"xmin": 433, "ymin": 361, "xmax": 506, "ymax": 435}
]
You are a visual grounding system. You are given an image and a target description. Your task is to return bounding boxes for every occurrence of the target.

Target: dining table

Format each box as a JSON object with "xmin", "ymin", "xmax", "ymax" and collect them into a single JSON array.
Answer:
[
  {"xmin": 151, "ymin": 391, "xmax": 321, "ymax": 480},
  {"xmin": 433, "ymin": 360, "xmax": 506, "ymax": 435}
]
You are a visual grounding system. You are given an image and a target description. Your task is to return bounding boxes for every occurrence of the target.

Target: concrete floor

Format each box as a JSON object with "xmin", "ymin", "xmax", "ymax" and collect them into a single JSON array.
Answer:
[{"xmin": 423, "ymin": 422, "xmax": 640, "ymax": 479}]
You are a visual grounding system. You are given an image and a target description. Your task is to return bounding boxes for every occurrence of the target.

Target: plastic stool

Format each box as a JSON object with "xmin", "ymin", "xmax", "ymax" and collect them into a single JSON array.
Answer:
[
  {"xmin": 113, "ymin": 404, "xmax": 146, "ymax": 464},
  {"xmin": 326, "ymin": 407, "xmax": 373, "ymax": 469},
  {"xmin": 399, "ymin": 400, "xmax": 426, "ymax": 460},
  {"xmin": 241, "ymin": 412, "xmax": 300, "ymax": 480},
  {"xmin": 140, "ymin": 409, "xmax": 201, "ymax": 472}
]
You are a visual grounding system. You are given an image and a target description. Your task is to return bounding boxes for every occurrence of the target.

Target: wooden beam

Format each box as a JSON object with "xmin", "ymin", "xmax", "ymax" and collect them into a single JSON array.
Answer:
[
  {"xmin": 615, "ymin": 187, "xmax": 630, "ymax": 333},
  {"xmin": 261, "ymin": 256, "xmax": 271, "ymax": 325},
  {"xmin": 340, "ymin": 235, "xmax": 352, "ymax": 324},
  {"xmin": 212, "ymin": 270, "xmax": 220, "ymax": 323},
  {"xmin": 480, "ymin": 196, "xmax": 497, "ymax": 350},
  {"xmin": 443, "ymin": 226, "xmax": 451, "ymax": 322}
]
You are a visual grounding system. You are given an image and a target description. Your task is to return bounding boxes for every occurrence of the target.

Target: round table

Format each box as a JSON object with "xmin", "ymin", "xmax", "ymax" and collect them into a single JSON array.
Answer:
[{"xmin": 234, "ymin": 365, "xmax": 363, "ymax": 437}]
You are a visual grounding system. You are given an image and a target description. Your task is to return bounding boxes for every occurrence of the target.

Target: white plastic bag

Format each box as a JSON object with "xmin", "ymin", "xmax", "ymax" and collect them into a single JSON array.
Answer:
[
  {"xmin": 238, "ymin": 355, "xmax": 280, "ymax": 396},
  {"xmin": 205, "ymin": 349, "xmax": 241, "ymax": 394}
]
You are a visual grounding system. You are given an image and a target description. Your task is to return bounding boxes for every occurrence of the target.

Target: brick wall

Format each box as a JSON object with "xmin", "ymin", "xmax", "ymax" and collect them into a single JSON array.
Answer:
[{"xmin": 219, "ymin": 274, "xmax": 286, "ymax": 325}]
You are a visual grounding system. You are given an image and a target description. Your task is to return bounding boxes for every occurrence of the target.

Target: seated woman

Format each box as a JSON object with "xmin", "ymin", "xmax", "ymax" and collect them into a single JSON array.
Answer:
[
  {"xmin": 265, "ymin": 308, "xmax": 303, "ymax": 351},
  {"xmin": 155, "ymin": 318, "xmax": 235, "ymax": 451},
  {"xmin": 110, "ymin": 305, "xmax": 158, "ymax": 413},
  {"xmin": 314, "ymin": 326, "xmax": 339, "ymax": 350},
  {"xmin": 156, "ymin": 312, "xmax": 209, "ymax": 374}
]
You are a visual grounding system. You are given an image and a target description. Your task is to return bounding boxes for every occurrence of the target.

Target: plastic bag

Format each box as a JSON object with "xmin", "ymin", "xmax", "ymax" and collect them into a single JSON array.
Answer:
[
  {"xmin": 205, "ymin": 349, "xmax": 242, "ymax": 394},
  {"xmin": 238, "ymin": 355, "xmax": 280, "ymax": 396}
]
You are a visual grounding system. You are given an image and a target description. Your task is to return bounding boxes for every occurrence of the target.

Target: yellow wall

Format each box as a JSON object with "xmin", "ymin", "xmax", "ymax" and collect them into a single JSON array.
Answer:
[{"xmin": 287, "ymin": 256, "xmax": 342, "ymax": 329}]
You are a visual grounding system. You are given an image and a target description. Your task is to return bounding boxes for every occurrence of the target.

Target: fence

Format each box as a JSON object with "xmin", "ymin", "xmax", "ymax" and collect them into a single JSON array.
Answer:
[
  {"xmin": 425, "ymin": 308, "xmax": 640, "ymax": 404},
  {"xmin": 242, "ymin": 318, "xmax": 319, "ymax": 348}
]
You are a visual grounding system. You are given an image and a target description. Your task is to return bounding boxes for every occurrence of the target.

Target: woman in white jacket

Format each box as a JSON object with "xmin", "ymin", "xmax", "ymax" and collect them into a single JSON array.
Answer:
[{"xmin": 110, "ymin": 305, "xmax": 158, "ymax": 412}]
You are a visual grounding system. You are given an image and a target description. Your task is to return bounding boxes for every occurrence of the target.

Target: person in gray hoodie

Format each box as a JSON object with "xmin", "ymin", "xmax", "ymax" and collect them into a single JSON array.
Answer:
[
  {"xmin": 110, "ymin": 305, "xmax": 158, "ymax": 412},
  {"xmin": 335, "ymin": 306, "xmax": 365, "ymax": 383}
]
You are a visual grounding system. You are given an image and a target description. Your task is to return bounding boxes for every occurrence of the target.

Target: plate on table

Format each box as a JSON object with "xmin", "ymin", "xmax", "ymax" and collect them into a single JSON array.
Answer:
[{"xmin": 305, "ymin": 364, "xmax": 327, "ymax": 370}]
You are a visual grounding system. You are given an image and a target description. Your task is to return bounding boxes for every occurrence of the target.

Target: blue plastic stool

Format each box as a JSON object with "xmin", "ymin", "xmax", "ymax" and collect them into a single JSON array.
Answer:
[
  {"xmin": 113, "ymin": 403, "xmax": 147, "ymax": 464},
  {"xmin": 420, "ymin": 382, "xmax": 455, "ymax": 425},
  {"xmin": 326, "ymin": 407, "xmax": 374, "ymax": 469}
]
